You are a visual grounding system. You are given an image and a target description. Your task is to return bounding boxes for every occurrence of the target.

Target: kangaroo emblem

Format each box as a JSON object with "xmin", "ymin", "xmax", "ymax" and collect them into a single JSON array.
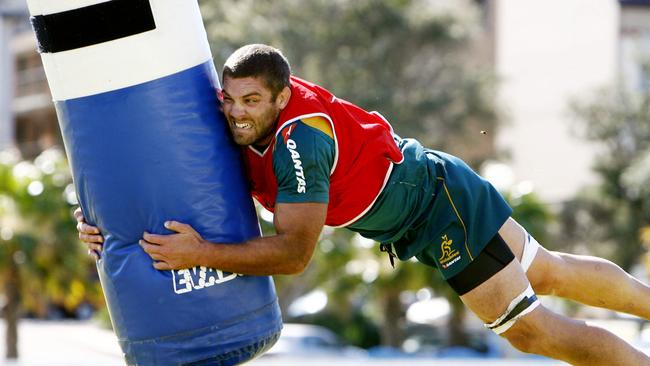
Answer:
[{"xmin": 439, "ymin": 234, "xmax": 460, "ymax": 265}]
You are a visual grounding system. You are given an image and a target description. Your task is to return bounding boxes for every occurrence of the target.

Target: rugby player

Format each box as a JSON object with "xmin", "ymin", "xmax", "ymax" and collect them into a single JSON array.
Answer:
[{"xmin": 77, "ymin": 44, "xmax": 650, "ymax": 365}]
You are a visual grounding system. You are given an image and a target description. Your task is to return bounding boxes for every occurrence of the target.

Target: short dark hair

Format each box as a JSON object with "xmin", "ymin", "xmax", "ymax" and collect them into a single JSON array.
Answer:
[{"xmin": 222, "ymin": 44, "xmax": 291, "ymax": 97}]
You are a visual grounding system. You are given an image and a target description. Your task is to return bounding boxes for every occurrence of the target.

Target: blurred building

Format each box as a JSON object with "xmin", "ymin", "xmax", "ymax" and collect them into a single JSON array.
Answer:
[
  {"xmin": 619, "ymin": 0, "xmax": 650, "ymax": 92},
  {"xmin": 0, "ymin": 0, "xmax": 24, "ymax": 152},
  {"xmin": 0, "ymin": 0, "xmax": 59, "ymax": 159},
  {"xmin": 486, "ymin": 0, "xmax": 650, "ymax": 204},
  {"xmin": 490, "ymin": 0, "xmax": 617, "ymax": 203}
]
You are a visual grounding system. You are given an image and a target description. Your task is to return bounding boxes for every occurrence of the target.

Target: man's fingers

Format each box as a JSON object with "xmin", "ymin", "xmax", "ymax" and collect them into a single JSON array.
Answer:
[
  {"xmin": 72, "ymin": 207, "xmax": 100, "ymax": 235},
  {"xmin": 139, "ymin": 241, "xmax": 165, "ymax": 261},
  {"xmin": 73, "ymin": 207, "xmax": 83, "ymax": 222},
  {"xmin": 72, "ymin": 207, "xmax": 99, "ymax": 234},
  {"xmin": 149, "ymin": 253, "xmax": 166, "ymax": 261},
  {"xmin": 164, "ymin": 221, "xmax": 193, "ymax": 234},
  {"xmin": 140, "ymin": 242, "xmax": 169, "ymax": 266},
  {"xmin": 153, "ymin": 261, "xmax": 171, "ymax": 271},
  {"xmin": 79, "ymin": 232, "xmax": 104, "ymax": 244},
  {"xmin": 86, "ymin": 243, "xmax": 103, "ymax": 253},
  {"xmin": 140, "ymin": 240, "xmax": 161, "ymax": 255},
  {"xmin": 87, "ymin": 249, "xmax": 99, "ymax": 261},
  {"xmin": 76, "ymin": 221, "xmax": 100, "ymax": 234},
  {"xmin": 143, "ymin": 232, "xmax": 170, "ymax": 244},
  {"xmin": 83, "ymin": 223, "xmax": 100, "ymax": 234}
]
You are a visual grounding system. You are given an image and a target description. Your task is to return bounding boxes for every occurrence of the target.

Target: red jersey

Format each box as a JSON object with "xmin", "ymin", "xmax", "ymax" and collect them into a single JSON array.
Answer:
[{"xmin": 243, "ymin": 76, "xmax": 403, "ymax": 227}]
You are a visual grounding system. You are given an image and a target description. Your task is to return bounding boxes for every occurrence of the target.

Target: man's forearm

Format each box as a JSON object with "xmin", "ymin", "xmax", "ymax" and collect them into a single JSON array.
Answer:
[
  {"xmin": 197, "ymin": 234, "xmax": 311, "ymax": 276},
  {"xmin": 141, "ymin": 203, "xmax": 326, "ymax": 273}
]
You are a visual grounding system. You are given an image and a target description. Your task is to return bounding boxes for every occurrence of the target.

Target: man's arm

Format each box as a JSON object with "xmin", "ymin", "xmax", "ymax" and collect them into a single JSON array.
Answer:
[{"xmin": 140, "ymin": 201, "xmax": 327, "ymax": 276}]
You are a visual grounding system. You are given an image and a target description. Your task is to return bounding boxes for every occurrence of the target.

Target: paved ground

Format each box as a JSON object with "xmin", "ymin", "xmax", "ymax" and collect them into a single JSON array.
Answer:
[
  {"xmin": 0, "ymin": 319, "xmax": 636, "ymax": 366},
  {"xmin": 250, "ymin": 358, "xmax": 564, "ymax": 366},
  {"xmin": 1, "ymin": 320, "xmax": 123, "ymax": 366}
]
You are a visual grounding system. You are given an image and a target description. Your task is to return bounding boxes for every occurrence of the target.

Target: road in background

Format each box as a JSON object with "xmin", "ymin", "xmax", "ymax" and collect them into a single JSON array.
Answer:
[
  {"xmin": 0, "ymin": 320, "xmax": 568, "ymax": 366},
  {"xmin": 1, "ymin": 295, "xmax": 647, "ymax": 366},
  {"xmin": 0, "ymin": 319, "xmax": 612, "ymax": 366}
]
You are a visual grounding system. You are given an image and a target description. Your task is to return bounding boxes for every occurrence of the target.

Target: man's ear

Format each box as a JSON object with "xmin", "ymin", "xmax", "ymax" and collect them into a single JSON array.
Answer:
[
  {"xmin": 216, "ymin": 89, "xmax": 224, "ymax": 112},
  {"xmin": 276, "ymin": 86, "xmax": 291, "ymax": 110}
]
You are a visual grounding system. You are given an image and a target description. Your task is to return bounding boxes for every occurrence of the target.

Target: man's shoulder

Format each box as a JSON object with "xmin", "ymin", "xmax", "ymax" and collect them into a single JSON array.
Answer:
[
  {"xmin": 276, "ymin": 118, "xmax": 334, "ymax": 148},
  {"xmin": 272, "ymin": 118, "xmax": 336, "ymax": 173},
  {"xmin": 300, "ymin": 116, "xmax": 333, "ymax": 139}
]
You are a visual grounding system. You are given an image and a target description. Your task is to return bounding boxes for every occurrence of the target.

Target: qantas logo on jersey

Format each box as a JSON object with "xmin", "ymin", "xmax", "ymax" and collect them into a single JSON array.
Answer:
[
  {"xmin": 281, "ymin": 124, "xmax": 295, "ymax": 144},
  {"xmin": 286, "ymin": 138, "xmax": 307, "ymax": 193}
]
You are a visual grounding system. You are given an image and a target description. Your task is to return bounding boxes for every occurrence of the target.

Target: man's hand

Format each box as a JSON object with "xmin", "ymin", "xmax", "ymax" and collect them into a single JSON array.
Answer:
[
  {"xmin": 74, "ymin": 207, "xmax": 104, "ymax": 260},
  {"xmin": 140, "ymin": 221, "xmax": 208, "ymax": 271}
]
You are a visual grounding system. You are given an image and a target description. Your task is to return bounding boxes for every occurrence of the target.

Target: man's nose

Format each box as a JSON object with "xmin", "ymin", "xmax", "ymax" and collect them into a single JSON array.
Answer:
[{"xmin": 230, "ymin": 102, "xmax": 246, "ymax": 119}]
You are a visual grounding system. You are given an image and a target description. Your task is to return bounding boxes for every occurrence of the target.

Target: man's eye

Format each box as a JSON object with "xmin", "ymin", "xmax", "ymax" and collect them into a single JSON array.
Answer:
[{"xmin": 245, "ymin": 99, "xmax": 259, "ymax": 104}]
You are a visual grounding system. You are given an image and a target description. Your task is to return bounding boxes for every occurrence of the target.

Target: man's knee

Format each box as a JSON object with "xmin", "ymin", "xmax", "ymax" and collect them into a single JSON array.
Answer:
[
  {"xmin": 530, "ymin": 269, "xmax": 558, "ymax": 295},
  {"xmin": 500, "ymin": 307, "xmax": 550, "ymax": 354},
  {"xmin": 528, "ymin": 251, "xmax": 563, "ymax": 296}
]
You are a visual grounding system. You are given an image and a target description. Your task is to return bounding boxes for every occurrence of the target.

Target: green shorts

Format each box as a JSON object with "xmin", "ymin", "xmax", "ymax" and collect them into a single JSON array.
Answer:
[
  {"xmin": 411, "ymin": 150, "xmax": 512, "ymax": 278},
  {"xmin": 348, "ymin": 138, "xmax": 512, "ymax": 279}
]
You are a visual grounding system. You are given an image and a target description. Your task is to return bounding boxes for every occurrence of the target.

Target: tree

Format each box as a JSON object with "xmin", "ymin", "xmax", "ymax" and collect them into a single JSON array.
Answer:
[
  {"xmin": 503, "ymin": 191, "xmax": 554, "ymax": 249},
  {"xmin": 200, "ymin": 0, "xmax": 502, "ymax": 349},
  {"xmin": 0, "ymin": 148, "xmax": 101, "ymax": 360},
  {"xmin": 566, "ymin": 85, "xmax": 650, "ymax": 270}
]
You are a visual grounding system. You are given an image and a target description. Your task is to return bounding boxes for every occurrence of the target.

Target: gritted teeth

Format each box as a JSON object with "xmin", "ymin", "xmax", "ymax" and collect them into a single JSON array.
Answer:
[{"xmin": 235, "ymin": 122, "xmax": 252, "ymax": 129}]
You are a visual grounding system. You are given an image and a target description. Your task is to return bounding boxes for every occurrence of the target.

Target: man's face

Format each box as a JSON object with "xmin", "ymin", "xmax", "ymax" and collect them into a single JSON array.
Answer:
[{"xmin": 221, "ymin": 76, "xmax": 286, "ymax": 147}]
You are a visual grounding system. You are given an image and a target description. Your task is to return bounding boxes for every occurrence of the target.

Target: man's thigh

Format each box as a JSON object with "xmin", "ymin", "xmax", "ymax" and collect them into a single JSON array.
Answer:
[
  {"xmin": 459, "ymin": 258, "xmax": 530, "ymax": 322},
  {"xmin": 497, "ymin": 217, "xmax": 526, "ymax": 260}
]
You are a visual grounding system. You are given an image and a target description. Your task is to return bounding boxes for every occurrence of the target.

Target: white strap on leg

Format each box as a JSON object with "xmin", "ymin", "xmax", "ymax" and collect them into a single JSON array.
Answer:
[
  {"xmin": 484, "ymin": 284, "xmax": 541, "ymax": 335},
  {"xmin": 520, "ymin": 233, "xmax": 540, "ymax": 273}
]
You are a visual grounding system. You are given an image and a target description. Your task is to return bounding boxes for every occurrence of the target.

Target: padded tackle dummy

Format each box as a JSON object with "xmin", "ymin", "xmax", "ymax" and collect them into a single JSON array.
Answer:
[{"xmin": 27, "ymin": 0, "xmax": 282, "ymax": 364}]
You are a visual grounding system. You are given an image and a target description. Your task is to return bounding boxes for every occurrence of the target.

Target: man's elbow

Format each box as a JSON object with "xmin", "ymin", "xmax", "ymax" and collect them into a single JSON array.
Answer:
[
  {"xmin": 275, "ymin": 233, "xmax": 317, "ymax": 275},
  {"xmin": 280, "ymin": 248, "xmax": 313, "ymax": 275},
  {"xmin": 283, "ymin": 256, "xmax": 310, "ymax": 275}
]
